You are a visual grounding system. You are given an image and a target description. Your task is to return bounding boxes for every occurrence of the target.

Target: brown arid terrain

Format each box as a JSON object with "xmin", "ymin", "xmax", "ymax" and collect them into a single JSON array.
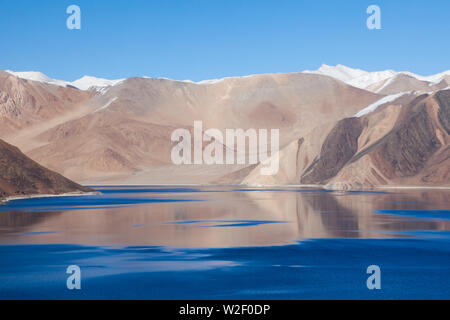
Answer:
[
  {"xmin": 367, "ymin": 73, "xmax": 449, "ymax": 95},
  {"xmin": 1, "ymin": 72, "xmax": 380, "ymax": 184},
  {"xmin": 0, "ymin": 65, "xmax": 449, "ymax": 190},
  {"xmin": 229, "ymin": 89, "xmax": 450, "ymax": 189},
  {"xmin": 0, "ymin": 70, "xmax": 93, "ymax": 136},
  {"xmin": 0, "ymin": 138, "xmax": 92, "ymax": 201}
]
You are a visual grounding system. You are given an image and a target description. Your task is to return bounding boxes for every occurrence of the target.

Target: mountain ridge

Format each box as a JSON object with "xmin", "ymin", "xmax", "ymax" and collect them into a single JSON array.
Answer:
[
  {"xmin": 7, "ymin": 64, "xmax": 450, "ymax": 95},
  {"xmin": 1, "ymin": 66, "xmax": 449, "ymax": 189},
  {"xmin": 303, "ymin": 64, "xmax": 450, "ymax": 93},
  {"xmin": 227, "ymin": 89, "xmax": 450, "ymax": 189}
]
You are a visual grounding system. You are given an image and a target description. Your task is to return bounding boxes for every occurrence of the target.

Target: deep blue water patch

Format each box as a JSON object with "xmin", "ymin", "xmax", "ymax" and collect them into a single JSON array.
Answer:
[
  {"xmin": 163, "ymin": 220, "xmax": 287, "ymax": 228},
  {"xmin": 13, "ymin": 231, "xmax": 60, "ymax": 236},
  {"xmin": 1, "ymin": 186, "xmax": 449, "ymax": 300},
  {"xmin": 0, "ymin": 195, "xmax": 200, "ymax": 212},
  {"xmin": 373, "ymin": 209, "xmax": 450, "ymax": 221},
  {"xmin": 93, "ymin": 187, "xmax": 211, "ymax": 194},
  {"xmin": 1, "ymin": 239, "xmax": 450, "ymax": 299},
  {"xmin": 231, "ymin": 188, "xmax": 334, "ymax": 193}
]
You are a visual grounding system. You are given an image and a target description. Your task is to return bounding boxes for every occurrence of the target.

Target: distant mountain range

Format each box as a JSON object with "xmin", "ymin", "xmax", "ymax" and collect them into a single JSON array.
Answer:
[
  {"xmin": 0, "ymin": 65, "xmax": 449, "ymax": 190},
  {"xmin": 304, "ymin": 64, "xmax": 450, "ymax": 94},
  {"xmin": 7, "ymin": 64, "xmax": 450, "ymax": 94},
  {"xmin": 5, "ymin": 70, "xmax": 124, "ymax": 92}
]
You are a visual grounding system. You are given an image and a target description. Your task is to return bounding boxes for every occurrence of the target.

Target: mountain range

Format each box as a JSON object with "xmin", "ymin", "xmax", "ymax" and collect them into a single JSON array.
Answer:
[
  {"xmin": 304, "ymin": 64, "xmax": 450, "ymax": 94},
  {"xmin": 0, "ymin": 64, "xmax": 449, "ymax": 190}
]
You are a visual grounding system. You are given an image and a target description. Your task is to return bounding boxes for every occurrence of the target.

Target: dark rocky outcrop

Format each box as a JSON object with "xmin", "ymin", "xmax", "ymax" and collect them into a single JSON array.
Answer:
[
  {"xmin": 436, "ymin": 89, "xmax": 450, "ymax": 135},
  {"xmin": 0, "ymin": 138, "xmax": 92, "ymax": 201},
  {"xmin": 371, "ymin": 104, "xmax": 441, "ymax": 178},
  {"xmin": 300, "ymin": 117, "xmax": 363, "ymax": 184},
  {"xmin": 299, "ymin": 89, "xmax": 449, "ymax": 188}
]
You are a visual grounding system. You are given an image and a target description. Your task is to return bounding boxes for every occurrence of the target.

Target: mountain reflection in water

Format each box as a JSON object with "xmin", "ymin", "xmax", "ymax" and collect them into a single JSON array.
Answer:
[{"xmin": 0, "ymin": 186, "xmax": 449, "ymax": 247}]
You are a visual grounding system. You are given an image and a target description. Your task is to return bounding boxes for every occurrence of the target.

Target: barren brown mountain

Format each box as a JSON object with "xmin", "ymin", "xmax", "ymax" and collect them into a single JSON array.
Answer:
[
  {"xmin": 0, "ymin": 70, "xmax": 93, "ymax": 136},
  {"xmin": 367, "ymin": 73, "xmax": 448, "ymax": 95},
  {"xmin": 231, "ymin": 89, "xmax": 450, "ymax": 189},
  {"xmin": 0, "ymin": 138, "xmax": 92, "ymax": 200},
  {"xmin": 3, "ymin": 72, "xmax": 380, "ymax": 183},
  {"xmin": 1, "ymin": 68, "xmax": 449, "ymax": 189}
]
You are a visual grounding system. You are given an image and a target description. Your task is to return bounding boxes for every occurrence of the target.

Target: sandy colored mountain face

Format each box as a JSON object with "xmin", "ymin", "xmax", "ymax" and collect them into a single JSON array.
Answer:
[
  {"xmin": 3, "ymin": 72, "xmax": 380, "ymax": 183},
  {"xmin": 367, "ymin": 74, "xmax": 449, "ymax": 95},
  {"xmin": 1, "ymin": 68, "xmax": 449, "ymax": 188},
  {"xmin": 231, "ymin": 89, "xmax": 450, "ymax": 189},
  {"xmin": 0, "ymin": 138, "xmax": 92, "ymax": 200},
  {"xmin": 0, "ymin": 71, "xmax": 93, "ymax": 137}
]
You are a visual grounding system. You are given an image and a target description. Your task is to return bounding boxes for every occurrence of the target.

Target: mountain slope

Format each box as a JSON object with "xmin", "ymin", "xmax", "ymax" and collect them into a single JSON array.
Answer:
[
  {"xmin": 2, "ymin": 66, "xmax": 449, "ymax": 188},
  {"xmin": 15, "ymin": 72, "xmax": 381, "ymax": 183},
  {"xmin": 70, "ymin": 76, "xmax": 124, "ymax": 92},
  {"xmin": 6, "ymin": 70, "xmax": 124, "ymax": 92},
  {"xmin": 304, "ymin": 64, "xmax": 450, "ymax": 93},
  {"xmin": 324, "ymin": 90, "xmax": 450, "ymax": 189},
  {"xmin": 226, "ymin": 89, "xmax": 449, "ymax": 189},
  {"xmin": 368, "ymin": 74, "xmax": 448, "ymax": 95},
  {"xmin": 0, "ymin": 138, "xmax": 92, "ymax": 200},
  {"xmin": 0, "ymin": 70, "xmax": 93, "ymax": 136}
]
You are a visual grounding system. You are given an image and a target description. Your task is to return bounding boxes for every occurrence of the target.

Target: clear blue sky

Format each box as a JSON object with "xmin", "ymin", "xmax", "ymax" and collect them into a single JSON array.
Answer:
[{"xmin": 0, "ymin": 0, "xmax": 449, "ymax": 81}]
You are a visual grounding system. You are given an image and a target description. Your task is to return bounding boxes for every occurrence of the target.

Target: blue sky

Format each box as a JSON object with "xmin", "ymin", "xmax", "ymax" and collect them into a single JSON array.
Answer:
[{"xmin": 0, "ymin": 0, "xmax": 449, "ymax": 81}]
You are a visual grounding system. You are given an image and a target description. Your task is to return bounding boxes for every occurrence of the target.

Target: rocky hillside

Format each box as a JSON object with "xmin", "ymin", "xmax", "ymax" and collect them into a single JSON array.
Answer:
[
  {"xmin": 225, "ymin": 89, "xmax": 450, "ymax": 189},
  {"xmin": 1, "ymin": 67, "xmax": 449, "ymax": 188},
  {"xmin": 0, "ymin": 70, "xmax": 93, "ymax": 136},
  {"xmin": 3, "ymin": 72, "xmax": 380, "ymax": 183},
  {"xmin": 0, "ymin": 138, "xmax": 92, "ymax": 201}
]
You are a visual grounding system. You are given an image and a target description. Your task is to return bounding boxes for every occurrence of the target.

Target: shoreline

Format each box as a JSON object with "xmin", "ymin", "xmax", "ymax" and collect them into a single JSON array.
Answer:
[
  {"xmin": 84, "ymin": 183, "xmax": 450, "ymax": 191},
  {"xmin": 0, "ymin": 191, "xmax": 99, "ymax": 204},
  {"xmin": 1, "ymin": 184, "xmax": 448, "ymax": 204}
]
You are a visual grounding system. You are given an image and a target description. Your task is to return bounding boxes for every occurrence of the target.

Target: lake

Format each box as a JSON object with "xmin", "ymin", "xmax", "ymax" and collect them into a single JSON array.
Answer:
[{"xmin": 0, "ymin": 186, "xmax": 449, "ymax": 299}]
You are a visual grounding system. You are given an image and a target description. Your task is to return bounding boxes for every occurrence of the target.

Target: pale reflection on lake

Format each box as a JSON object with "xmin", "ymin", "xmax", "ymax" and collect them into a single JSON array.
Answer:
[{"xmin": 1, "ymin": 186, "xmax": 449, "ymax": 247}]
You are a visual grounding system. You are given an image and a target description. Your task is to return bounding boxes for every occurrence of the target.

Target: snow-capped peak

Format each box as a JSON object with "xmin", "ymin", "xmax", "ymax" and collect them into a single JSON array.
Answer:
[
  {"xmin": 5, "ymin": 70, "xmax": 124, "ymax": 93},
  {"xmin": 401, "ymin": 70, "xmax": 450, "ymax": 83},
  {"xmin": 70, "ymin": 76, "xmax": 124, "ymax": 92},
  {"xmin": 302, "ymin": 64, "xmax": 450, "ymax": 90},
  {"xmin": 5, "ymin": 70, "xmax": 69, "ymax": 87},
  {"xmin": 305, "ymin": 64, "xmax": 369, "ymax": 83}
]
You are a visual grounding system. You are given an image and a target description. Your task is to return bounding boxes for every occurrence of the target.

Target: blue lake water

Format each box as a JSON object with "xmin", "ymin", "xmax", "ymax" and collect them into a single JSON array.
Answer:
[{"xmin": 0, "ymin": 186, "xmax": 449, "ymax": 299}]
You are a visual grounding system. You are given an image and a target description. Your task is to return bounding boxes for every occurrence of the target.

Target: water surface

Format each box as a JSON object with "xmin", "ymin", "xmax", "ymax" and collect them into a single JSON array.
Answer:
[{"xmin": 0, "ymin": 186, "xmax": 449, "ymax": 299}]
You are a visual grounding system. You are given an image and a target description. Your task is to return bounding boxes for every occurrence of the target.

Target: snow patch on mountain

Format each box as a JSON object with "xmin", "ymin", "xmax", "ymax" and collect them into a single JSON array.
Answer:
[
  {"xmin": 348, "ymin": 70, "xmax": 396, "ymax": 89},
  {"xmin": 303, "ymin": 64, "xmax": 367, "ymax": 83},
  {"xmin": 6, "ymin": 70, "xmax": 70, "ymax": 87},
  {"xmin": 7, "ymin": 65, "xmax": 450, "ymax": 94},
  {"xmin": 354, "ymin": 92, "xmax": 410, "ymax": 117},
  {"xmin": 93, "ymin": 97, "xmax": 118, "ymax": 113},
  {"xmin": 6, "ymin": 70, "xmax": 124, "ymax": 93},
  {"xmin": 402, "ymin": 71, "xmax": 450, "ymax": 83},
  {"xmin": 70, "ymin": 76, "xmax": 124, "ymax": 91},
  {"xmin": 375, "ymin": 76, "xmax": 397, "ymax": 93},
  {"xmin": 303, "ymin": 64, "xmax": 450, "ymax": 90}
]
